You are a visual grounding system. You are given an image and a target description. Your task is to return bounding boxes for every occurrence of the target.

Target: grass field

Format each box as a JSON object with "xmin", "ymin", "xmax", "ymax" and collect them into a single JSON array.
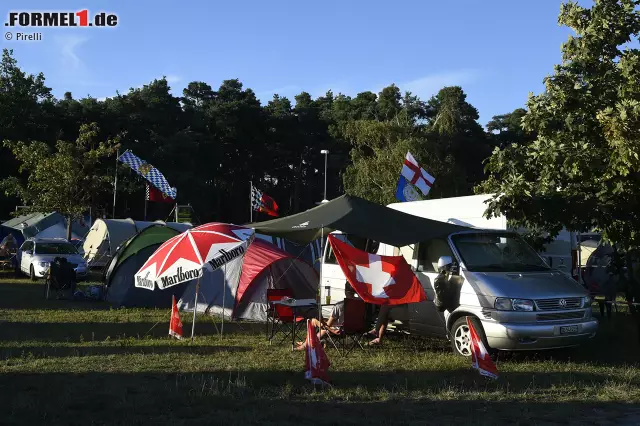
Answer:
[{"xmin": 1, "ymin": 271, "xmax": 639, "ymax": 425}]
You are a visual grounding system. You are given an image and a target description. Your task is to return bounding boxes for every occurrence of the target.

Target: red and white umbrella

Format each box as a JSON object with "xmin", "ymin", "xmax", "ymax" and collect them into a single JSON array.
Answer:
[
  {"xmin": 134, "ymin": 223, "xmax": 254, "ymax": 340},
  {"xmin": 134, "ymin": 223, "xmax": 254, "ymax": 291}
]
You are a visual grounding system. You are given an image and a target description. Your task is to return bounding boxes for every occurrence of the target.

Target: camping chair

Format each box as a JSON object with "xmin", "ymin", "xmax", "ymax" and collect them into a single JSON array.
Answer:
[
  {"xmin": 266, "ymin": 288, "xmax": 306, "ymax": 344},
  {"xmin": 325, "ymin": 298, "xmax": 367, "ymax": 357},
  {"xmin": 45, "ymin": 257, "xmax": 77, "ymax": 300}
]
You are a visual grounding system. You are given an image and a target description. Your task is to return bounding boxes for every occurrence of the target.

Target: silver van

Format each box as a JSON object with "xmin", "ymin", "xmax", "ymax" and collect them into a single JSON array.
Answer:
[{"xmin": 320, "ymin": 230, "xmax": 598, "ymax": 356}]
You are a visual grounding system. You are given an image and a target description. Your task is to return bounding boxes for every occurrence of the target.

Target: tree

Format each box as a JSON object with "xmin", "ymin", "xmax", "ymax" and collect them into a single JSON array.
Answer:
[
  {"xmin": 1, "ymin": 123, "xmax": 119, "ymax": 240},
  {"xmin": 478, "ymin": 0, "xmax": 640, "ymax": 328},
  {"xmin": 425, "ymin": 86, "xmax": 490, "ymax": 195},
  {"xmin": 486, "ymin": 108, "xmax": 533, "ymax": 149}
]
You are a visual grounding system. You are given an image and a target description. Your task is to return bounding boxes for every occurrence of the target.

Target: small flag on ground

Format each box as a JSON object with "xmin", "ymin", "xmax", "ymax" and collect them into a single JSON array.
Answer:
[
  {"xmin": 251, "ymin": 184, "xmax": 279, "ymax": 217},
  {"xmin": 467, "ymin": 317, "xmax": 498, "ymax": 379},
  {"xmin": 400, "ymin": 152, "xmax": 435, "ymax": 197},
  {"xmin": 146, "ymin": 183, "xmax": 175, "ymax": 203},
  {"xmin": 169, "ymin": 295, "xmax": 183, "ymax": 339},
  {"xmin": 304, "ymin": 319, "xmax": 331, "ymax": 386},
  {"xmin": 118, "ymin": 150, "xmax": 177, "ymax": 200}
]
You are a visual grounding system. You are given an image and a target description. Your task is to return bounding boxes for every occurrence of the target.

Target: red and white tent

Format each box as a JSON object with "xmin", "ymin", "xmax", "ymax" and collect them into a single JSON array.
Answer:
[{"xmin": 178, "ymin": 239, "xmax": 318, "ymax": 321}]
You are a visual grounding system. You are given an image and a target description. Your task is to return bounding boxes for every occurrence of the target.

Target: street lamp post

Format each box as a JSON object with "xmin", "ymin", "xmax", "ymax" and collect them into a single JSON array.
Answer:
[{"xmin": 320, "ymin": 149, "xmax": 329, "ymax": 202}]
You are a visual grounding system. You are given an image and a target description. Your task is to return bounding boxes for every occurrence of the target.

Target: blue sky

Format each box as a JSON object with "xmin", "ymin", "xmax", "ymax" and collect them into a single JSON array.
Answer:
[{"xmin": 2, "ymin": 0, "xmax": 578, "ymax": 125}]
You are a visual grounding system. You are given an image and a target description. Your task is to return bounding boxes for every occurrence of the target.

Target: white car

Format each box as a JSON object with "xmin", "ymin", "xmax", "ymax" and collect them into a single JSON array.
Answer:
[{"xmin": 18, "ymin": 238, "xmax": 88, "ymax": 281}]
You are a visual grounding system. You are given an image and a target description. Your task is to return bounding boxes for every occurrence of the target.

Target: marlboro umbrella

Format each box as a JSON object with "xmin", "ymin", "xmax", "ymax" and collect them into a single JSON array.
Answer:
[{"xmin": 134, "ymin": 223, "xmax": 254, "ymax": 339}]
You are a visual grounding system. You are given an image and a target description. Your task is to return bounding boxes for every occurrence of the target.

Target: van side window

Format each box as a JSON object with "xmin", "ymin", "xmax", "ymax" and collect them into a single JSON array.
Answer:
[
  {"xmin": 323, "ymin": 235, "xmax": 379, "ymax": 265},
  {"xmin": 21, "ymin": 241, "xmax": 33, "ymax": 252},
  {"xmin": 416, "ymin": 239, "xmax": 454, "ymax": 272}
]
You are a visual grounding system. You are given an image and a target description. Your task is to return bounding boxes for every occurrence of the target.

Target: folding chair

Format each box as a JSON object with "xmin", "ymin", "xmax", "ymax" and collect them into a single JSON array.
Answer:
[
  {"xmin": 45, "ymin": 257, "xmax": 77, "ymax": 300},
  {"xmin": 325, "ymin": 298, "xmax": 367, "ymax": 356},
  {"xmin": 266, "ymin": 288, "xmax": 306, "ymax": 344}
]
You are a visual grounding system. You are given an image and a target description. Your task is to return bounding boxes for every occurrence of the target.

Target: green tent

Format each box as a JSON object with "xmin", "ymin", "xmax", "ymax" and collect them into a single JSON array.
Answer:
[
  {"xmin": 104, "ymin": 225, "xmax": 187, "ymax": 307},
  {"xmin": 251, "ymin": 194, "xmax": 469, "ymax": 246}
]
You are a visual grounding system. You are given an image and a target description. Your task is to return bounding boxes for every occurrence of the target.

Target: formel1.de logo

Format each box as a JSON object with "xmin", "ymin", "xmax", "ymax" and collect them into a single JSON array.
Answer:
[{"xmin": 5, "ymin": 10, "xmax": 118, "ymax": 27}]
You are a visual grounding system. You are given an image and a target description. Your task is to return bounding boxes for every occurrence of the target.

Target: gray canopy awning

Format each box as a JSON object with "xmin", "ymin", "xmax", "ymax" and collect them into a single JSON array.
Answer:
[{"xmin": 250, "ymin": 195, "xmax": 470, "ymax": 247}]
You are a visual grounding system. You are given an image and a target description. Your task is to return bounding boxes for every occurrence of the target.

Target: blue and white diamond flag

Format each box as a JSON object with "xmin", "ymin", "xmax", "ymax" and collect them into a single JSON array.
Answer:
[{"xmin": 118, "ymin": 150, "xmax": 177, "ymax": 200}]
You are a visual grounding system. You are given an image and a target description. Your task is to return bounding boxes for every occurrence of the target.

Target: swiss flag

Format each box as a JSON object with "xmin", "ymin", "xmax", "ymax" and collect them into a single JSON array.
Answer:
[
  {"xmin": 467, "ymin": 317, "xmax": 498, "ymax": 379},
  {"xmin": 327, "ymin": 235, "xmax": 427, "ymax": 305},
  {"xmin": 169, "ymin": 295, "xmax": 183, "ymax": 339},
  {"xmin": 304, "ymin": 319, "xmax": 331, "ymax": 385}
]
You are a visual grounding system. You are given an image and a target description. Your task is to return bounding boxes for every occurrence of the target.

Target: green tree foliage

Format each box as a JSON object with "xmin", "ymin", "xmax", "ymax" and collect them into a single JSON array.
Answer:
[
  {"xmin": 0, "ymin": 49, "xmax": 493, "ymax": 225},
  {"xmin": 479, "ymin": 0, "xmax": 640, "ymax": 312},
  {"xmin": 1, "ymin": 123, "xmax": 119, "ymax": 240}
]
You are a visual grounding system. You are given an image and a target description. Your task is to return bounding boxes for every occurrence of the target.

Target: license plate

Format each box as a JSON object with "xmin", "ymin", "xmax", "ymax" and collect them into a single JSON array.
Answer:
[{"xmin": 560, "ymin": 325, "xmax": 579, "ymax": 334}]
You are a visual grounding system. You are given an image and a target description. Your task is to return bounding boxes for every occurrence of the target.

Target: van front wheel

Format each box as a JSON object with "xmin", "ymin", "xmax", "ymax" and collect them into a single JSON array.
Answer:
[{"xmin": 450, "ymin": 316, "xmax": 489, "ymax": 357}]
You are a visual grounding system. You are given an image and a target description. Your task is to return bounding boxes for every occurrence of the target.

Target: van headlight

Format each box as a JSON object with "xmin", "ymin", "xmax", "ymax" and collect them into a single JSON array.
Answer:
[
  {"xmin": 39, "ymin": 261, "xmax": 50, "ymax": 268},
  {"xmin": 495, "ymin": 298, "xmax": 534, "ymax": 312},
  {"xmin": 583, "ymin": 296, "xmax": 592, "ymax": 307}
]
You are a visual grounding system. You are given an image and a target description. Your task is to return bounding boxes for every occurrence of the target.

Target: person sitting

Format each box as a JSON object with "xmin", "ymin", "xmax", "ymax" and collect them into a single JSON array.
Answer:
[
  {"xmin": 295, "ymin": 286, "xmax": 356, "ymax": 350},
  {"xmin": 366, "ymin": 304, "xmax": 392, "ymax": 346}
]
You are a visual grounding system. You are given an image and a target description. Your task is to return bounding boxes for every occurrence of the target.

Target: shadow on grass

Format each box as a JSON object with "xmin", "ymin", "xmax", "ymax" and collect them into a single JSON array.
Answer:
[
  {"xmin": 0, "ymin": 320, "xmax": 265, "ymax": 342},
  {"xmin": 1, "ymin": 370, "xmax": 639, "ymax": 425},
  {"xmin": 0, "ymin": 344, "xmax": 250, "ymax": 358},
  {"xmin": 0, "ymin": 282, "xmax": 114, "ymax": 311}
]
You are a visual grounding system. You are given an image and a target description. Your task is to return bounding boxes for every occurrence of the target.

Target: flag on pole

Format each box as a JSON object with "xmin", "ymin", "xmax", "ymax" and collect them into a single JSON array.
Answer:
[
  {"xmin": 396, "ymin": 175, "xmax": 424, "ymax": 202},
  {"xmin": 146, "ymin": 183, "xmax": 175, "ymax": 203},
  {"xmin": 400, "ymin": 152, "xmax": 435, "ymax": 197},
  {"xmin": 251, "ymin": 184, "xmax": 279, "ymax": 217},
  {"xmin": 467, "ymin": 317, "xmax": 498, "ymax": 379},
  {"xmin": 118, "ymin": 150, "xmax": 177, "ymax": 200},
  {"xmin": 169, "ymin": 295, "xmax": 183, "ymax": 339},
  {"xmin": 304, "ymin": 319, "xmax": 331, "ymax": 386},
  {"xmin": 327, "ymin": 235, "xmax": 427, "ymax": 305}
]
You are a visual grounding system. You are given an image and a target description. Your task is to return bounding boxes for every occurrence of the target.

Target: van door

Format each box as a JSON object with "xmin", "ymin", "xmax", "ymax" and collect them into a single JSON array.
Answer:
[
  {"xmin": 407, "ymin": 239, "xmax": 453, "ymax": 337},
  {"xmin": 20, "ymin": 241, "xmax": 33, "ymax": 273},
  {"xmin": 320, "ymin": 235, "xmax": 349, "ymax": 318}
]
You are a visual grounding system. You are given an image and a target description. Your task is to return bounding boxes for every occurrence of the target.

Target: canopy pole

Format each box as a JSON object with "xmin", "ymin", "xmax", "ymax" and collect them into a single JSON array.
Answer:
[
  {"xmin": 112, "ymin": 149, "xmax": 119, "ymax": 218},
  {"xmin": 221, "ymin": 262, "xmax": 226, "ymax": 336},
  {"xmin": 191, "ymin": 277, "xmax": 200, "ymax": 342},
  {"xmin": 318, "ymin": 225, "xmax": 324, "ymax": 321}
]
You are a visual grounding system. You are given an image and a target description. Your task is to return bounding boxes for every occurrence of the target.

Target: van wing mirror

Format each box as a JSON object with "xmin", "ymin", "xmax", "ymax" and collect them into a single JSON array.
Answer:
[{"xmin": 437, "ymin": 256, "xmax": 454, "ymax": 273}]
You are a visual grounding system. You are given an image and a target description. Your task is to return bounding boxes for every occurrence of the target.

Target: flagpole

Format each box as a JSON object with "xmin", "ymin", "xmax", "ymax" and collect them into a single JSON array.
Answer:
[
  {"xmin": 249, "ymin": 181, "xmax": 253, "ymax": 223},
  {"xmin": 144, "ymin": 184, "xmax": 148, "ymax": 221},
  {"xmin": 191, "ymin": 277, "xmax": 200, "ymax": 342},
  {"xmin": 112, "ymin": 149, "xmax": 119, "ymax": 218}
]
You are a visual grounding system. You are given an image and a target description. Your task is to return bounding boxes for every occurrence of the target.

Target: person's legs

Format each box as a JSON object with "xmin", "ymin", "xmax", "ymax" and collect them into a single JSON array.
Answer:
[{"xmin": 369, "ymin": 305, "xmax": 391, "ymax": 345}]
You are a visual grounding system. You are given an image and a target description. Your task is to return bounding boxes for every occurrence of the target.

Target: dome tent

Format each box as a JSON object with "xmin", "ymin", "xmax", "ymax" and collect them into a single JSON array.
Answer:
[
  {"xmin": 83, "ymin": 219, "xmax": 191, "ymax": 267},
  {"xmin": 178, "ymin": 238, "xmax": 318, "ymax": 321},
  {"xmin": 104, "ymin": 225, "xmax": 189, "ymax": 307}
]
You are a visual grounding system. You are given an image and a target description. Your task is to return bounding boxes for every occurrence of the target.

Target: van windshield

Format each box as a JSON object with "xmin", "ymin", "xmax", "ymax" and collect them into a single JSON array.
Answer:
[{"xmin": 451, "ymin": 232, "xmax": 549, "ymax": 272}]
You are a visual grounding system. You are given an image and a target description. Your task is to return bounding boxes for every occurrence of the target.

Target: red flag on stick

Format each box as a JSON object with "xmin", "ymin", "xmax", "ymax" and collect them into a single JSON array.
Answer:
[
  {"xmin": 468, "ymin": 317, "xmax": 498, "ymax": 379},
  {"xmin": 304, "ymin": 320, "xmax": 331, "ymax": 386},
  {"xmin": 169, "ymin": 295, "xmax": 183, "ymax": 339},
  {"xmin": 327, "ymin": 235, "xmax": 427, "ymax": 305},
  {"xmin": 147, "ymin": 183, "xmax": 175, "ymax": 203}
]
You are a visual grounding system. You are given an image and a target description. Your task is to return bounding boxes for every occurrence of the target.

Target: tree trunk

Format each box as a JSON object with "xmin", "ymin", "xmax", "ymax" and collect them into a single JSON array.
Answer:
[{"xmin": 66, "ymin": 215, "xmax": 72, "ymax": 241}]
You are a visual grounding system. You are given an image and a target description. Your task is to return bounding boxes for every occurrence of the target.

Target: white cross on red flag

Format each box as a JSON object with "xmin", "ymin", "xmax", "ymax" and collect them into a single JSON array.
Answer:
[
  {"xmin": 401, "ymin": 152, "xmax": 435, "ymax": 196},
  {"xmin": 467, "ymin": 317, "xmax": 499, "ymax": 379},
  {"xmin": 327, "ymin": 235, "xmax": 427, "ymax": 305}
]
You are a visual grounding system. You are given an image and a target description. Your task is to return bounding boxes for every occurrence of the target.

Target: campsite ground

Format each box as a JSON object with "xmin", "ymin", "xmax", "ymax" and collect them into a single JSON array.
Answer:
[{"xmin": 1, "ymin": 272, "xmax": 639, "ymax": 425}]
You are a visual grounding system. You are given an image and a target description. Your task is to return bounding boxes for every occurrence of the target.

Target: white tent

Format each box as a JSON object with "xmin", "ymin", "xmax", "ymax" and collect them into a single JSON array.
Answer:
[{"xmin": 83, "ymin": 218, "xmax": 191, "ymax": 267}]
